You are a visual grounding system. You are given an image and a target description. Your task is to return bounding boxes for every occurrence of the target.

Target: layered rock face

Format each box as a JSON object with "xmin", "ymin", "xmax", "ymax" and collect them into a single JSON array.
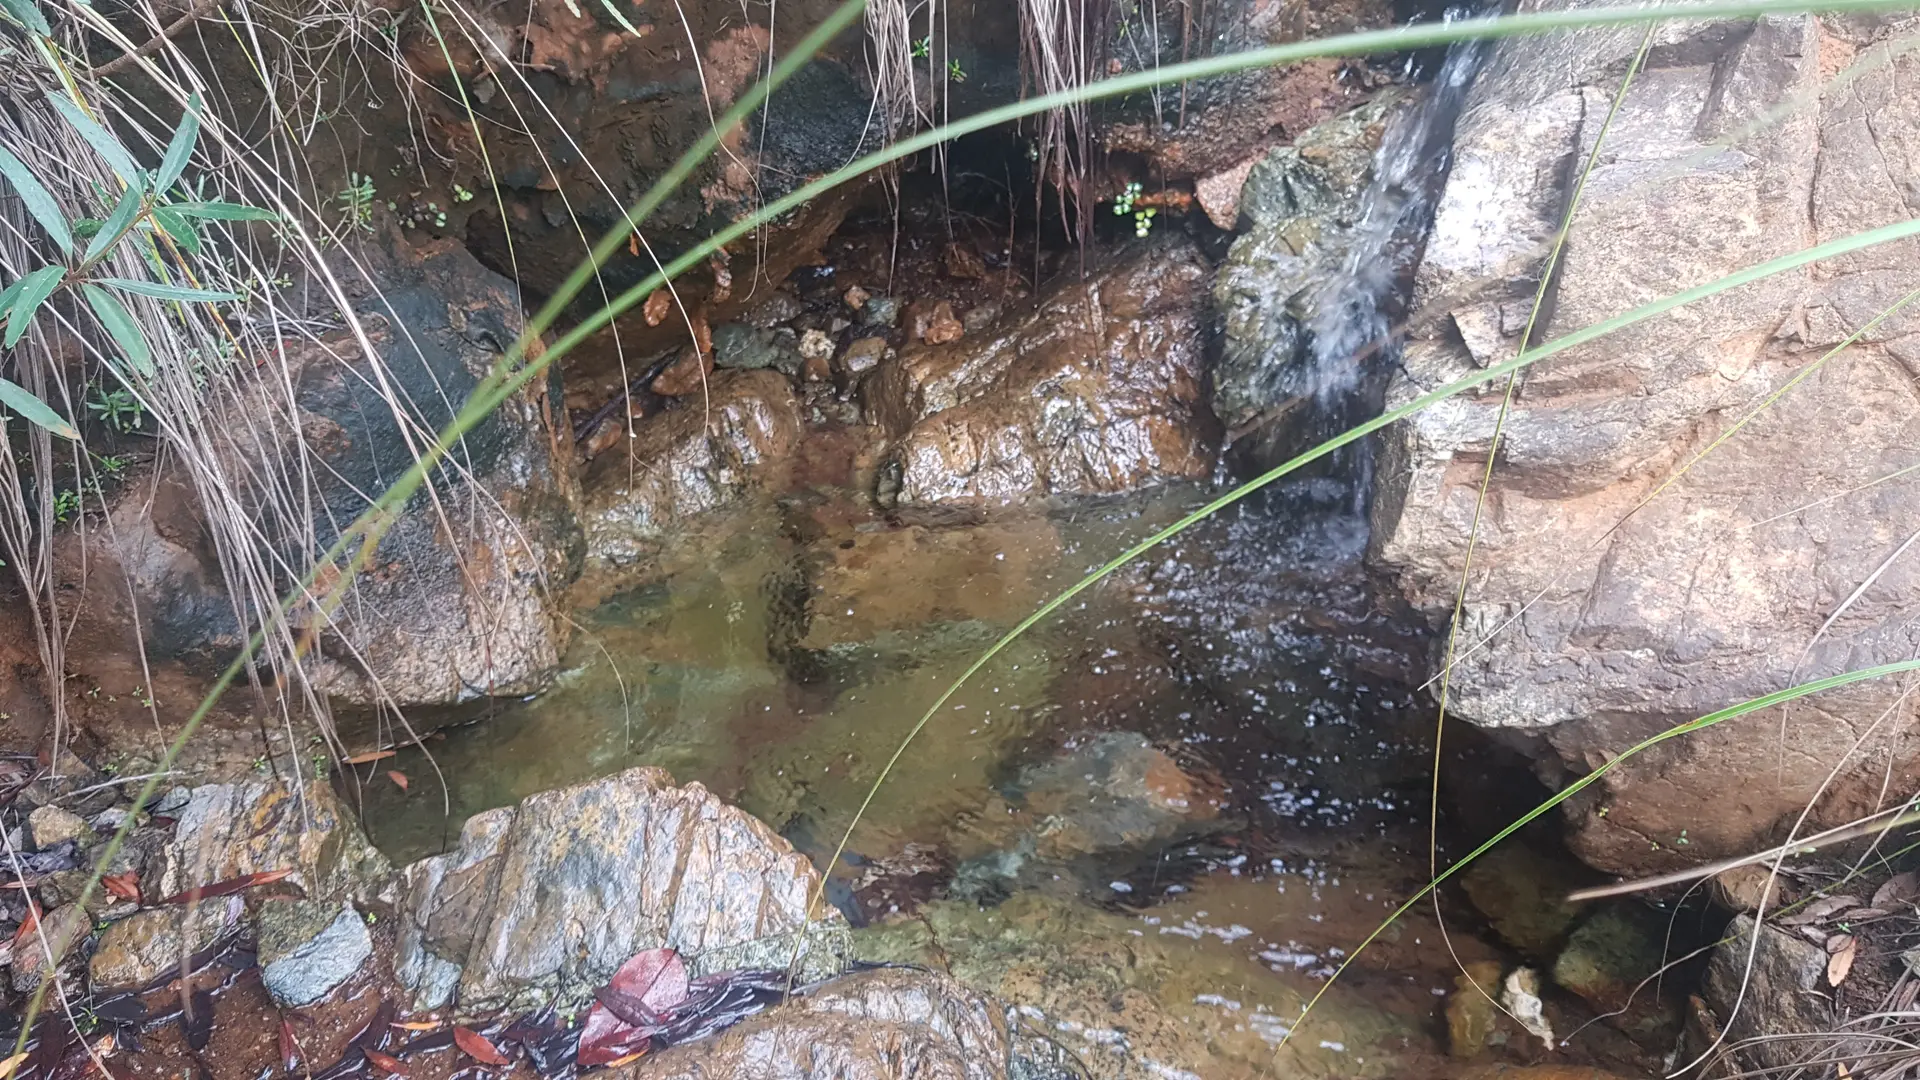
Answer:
[{"xmin": 1371, "ymin": 10, "xmax": 1920, "ymax": 873}]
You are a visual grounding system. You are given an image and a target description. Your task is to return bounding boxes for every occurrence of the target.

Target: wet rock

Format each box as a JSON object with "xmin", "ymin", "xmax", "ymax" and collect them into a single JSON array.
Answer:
[
  {"xmin": 1446, "ymin": 960, "xmax": 1508, "ymax": 1059},
  {"xmin": 1459, "ymin": 845, "xmax": 1584, "ymax": 957},
  {"xmin": 839, "ymin": 336, "xmax": 888, "ymax": 376},
  {"xmin": 394, "ymin": 766, "xmax": 846, "ymax": 1014},
  {"xmin": 860, "ymin": 295, "xmax": 900, "ymax": 328},
  {"xmin": 89, "ymin": 905, "xmax": 232, "ymax": 990},
  {"xmin": 625, "ymin": 968, "xmax": 1009, "ymax": 1080},
  {"xmin": 961, "ymin": 303, "xmax": 1000, "ymax": 335},
  {"xmin": 745, "ymin": 291, "xmax": 805, "ymax": 328},
  {"xmin": 714, "ymin": 322, "xmax": 803, "ymax": 375},
  {"xmin": 1552, "ymin": 904, "xmax": 1671, "ymax": 1016},
  {"xmin": 580, "ymin": 371, "xmax": 802, "ymax": 570},
  {"xmin": 28, "ymin": 806, "xmax": 90, "ymax": 850},
  {"xmin": 1703, "ymin": 914, "xmax": 1835, "ymax": 1073},
  {"xmin": 843, "ymin": 285, "xmax": 870, "ymax": 311},
  {"xmin": 799, "ymin": 328, "xmax": 835, "ymax": 363},
  {"xmin": 146, "ymin": 780, "xmax": 391, "ymax": 906},
  {"xmin": 1370, "ymin": 13, "xmax": 1920, "ymax": 877},
  {"xmin": 869, "ymin": 240, "xmax": 1217, "ymax": 508},
  {"xmin": 1212, "ymin": 93, "xmax": 1401, "ymax": 431},
  {"xmin": 1708, "ymin": 865, "xmax": 1787, "ymax": 913},
  {"xmin": 12, "ymin": 904, "xmax": 87, "ymax": 992},
  {"xmin": 908, "ymin": 300, "xmax": 965, "ymax": 345},
  {"xmin": 256, "ymin": 900, "xmax": 373, "ymax": 1007},
  {"xmin": 651, "ymin": 347, "xmax": 714, "ymax": 398}
]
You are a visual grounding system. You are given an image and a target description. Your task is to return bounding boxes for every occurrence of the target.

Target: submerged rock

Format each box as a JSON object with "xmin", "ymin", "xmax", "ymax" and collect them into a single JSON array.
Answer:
[
  {"xmin": 580, "ymin": 371, "xmax": 802, "ymax": 570},
  {"xmin": 1371, "ymin": 12, "xmax": 1920, "ymax": 875},
  {"xmin": 257, "ymin": 899, "xmax": 374, "ymax": 1007},
  {"xmin": 89, "ymin": 905, "xmax": 233, "ymax": 990},
  {"xmin": 624, "ymin": 968, "xmax": 1010, "ymax": 1080},
  {"xmin": 394, "ymin": 766, "xmax": 846, "ymax": 1014},
  {"xmin": 868, "ymin": 239, "xmax": 1217, "ymax": 508},
  {"xmin": 1552, "ymin": 904, "xmax": 1677, "ymax": 1030}
]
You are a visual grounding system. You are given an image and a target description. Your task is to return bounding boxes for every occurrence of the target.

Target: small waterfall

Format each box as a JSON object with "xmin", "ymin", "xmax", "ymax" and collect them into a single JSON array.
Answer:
[{"xmin": 1301, "ymin": 15, "xmax": 1491, "ymax": 405}]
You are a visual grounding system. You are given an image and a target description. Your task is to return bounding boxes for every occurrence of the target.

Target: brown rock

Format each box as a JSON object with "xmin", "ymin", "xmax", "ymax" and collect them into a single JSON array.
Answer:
[
  {"xmin": 394, "ymin": 766, "xmax": 845, "ymax": 1013},
  {"xmin": 839, "ymin": 336, "xmax": 888, "ymax": 376},
  {"xmin": 906, "ymin": 300, "xmax": 965, "ymax": 345},
  {"xmin": 843, "ymin": 285, "xmax": 870, "ymax": 310},
  {"xmin": 91, "ymin": 906, "xmax": 233, "ymax": 990},
  {"xmin": 1446, "ymin": 960, "xmax": 1507, "ymax": 1059},
  {"xmin": 650, "ymin": 347, "xmax": 714, "ymax": 397},
  {"xmin": 148, "ymin": 780, "xmax": 391, "ymax": 906},
  {"xmin": 623, "ymin": 968, "xmax": 1008, "ymax": 1080},
  {"xmin": 868, "ymin": 241, "xmax": 1217, "ymax": 507},
  {"xmin": 12, "ymin": 904, "xmax": 88, "ymax": 992},
  {"xmin": 1708, "ymin": 865, "xmax": 1788, "ymax": 913},
  {"xmin": 1194, "ymin": 153, "xmax": 1265, "ymax": 230},
  {"xmin": 942, "ymin": 244, "xmax": 987, "ymax": 280}
]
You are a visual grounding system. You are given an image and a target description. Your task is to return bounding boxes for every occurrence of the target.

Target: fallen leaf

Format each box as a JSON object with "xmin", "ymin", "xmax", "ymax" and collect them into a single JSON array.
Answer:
[
  {"xmin": 628, "ymin": 233, "xmax": 641, "ymax": 258},
  {"xmin": 612, "ymin": 948, "xmax": 689, "ymax": 1014},
  {"xmin": 643, "ymin": 289, "xmax": 670, "ymax": 326},
  {"xmin": 575, "ymin": 1004, "xmax": 650, "ymax": 1068},
  {"xmin": 0, "ymin": 1051, "xmax": 28, "ymax": 1078},
  {"xmin": 101, "ymin": 872, "xmax": 141, "ymax": 903},
  {"xmin": 387, "ymin": 770, "xmax": 409, "ymax": 792},
  {"xmin": 389, "ymin": 1021, "xmax": 441, "ymax": 1032},
  {"xmin": 363, "ymin": 1049, "xmax": 408, "ymax": 1076},
  {"xmin": 158, "ymin": 868, "xmax": 293, "ymax": 905},
  {"xmin": 1829, "ymin": 935, "xmax": 1858, "ymax": 986},
  {"xmin": 11, "ymin": 902, "xmax": 41, "ymax": 949},
  {"xmin": 604, "ymin": 1051, "xmax": 648, "ymax": 1068},
  {"xmin": 453, "ymin": 1027, "xmax": 508, "ymax": 1066},
  {"xmin": 280, "ymin": 1017, "xmax": 299, "ymax": 1072},
  {"xmin": 1780, "ymin": 895, "xmax": 1860, "ymax": 926},
  {"xmin": 345, "ymin": 749, "xmax": 396, "ymax": 765},
  {"xmin": 1875, "ymin": 872, "xmax": 1920, "ymax": 908}
]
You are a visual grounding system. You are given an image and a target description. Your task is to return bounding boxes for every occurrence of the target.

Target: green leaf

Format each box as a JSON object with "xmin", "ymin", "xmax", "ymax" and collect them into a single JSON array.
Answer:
[
  {"xmin": 4, "ymin": 265, "xmax": 66, "ymax": 348},
  {"xmin": 0, "ymin": 0, "xmax": 50, "ymax": 37},
  {"xmin": 84, "ymin": 184, "xmax": 144, "ymax": 264},
  {"xmin": 80, "ymin": 283, "xmax": 151, "ymax": 377},
  {"xmin": 95, "ymin": 277, "xmax": 235, "ymax": 303},
  {"xmin": 0, "ymin": 377, "xmax": 77, "ymax": 440},
  {"xmin": 47, "ymin": 94, "xmax": 145, "ymax": 191},
  {"xmin": 154, "ymin": 95, "xmax": 201, "ymax": 194},
  {"xmin": 150, "ymin": 206, "xmax": 200, "ymax": 255},
  {"xmin": 0, "ymin": 277, "xmax": 25, "ymax": 323},
  {"xmin": 0, "ymin": 144, "xmax": 73, "ymax": 255},
  {"xmin": 168, "ymin": 201, "xmax": 277, "ymax": 222}
]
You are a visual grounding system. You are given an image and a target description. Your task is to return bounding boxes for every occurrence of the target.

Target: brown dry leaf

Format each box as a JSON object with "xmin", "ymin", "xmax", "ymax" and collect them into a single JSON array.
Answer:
[
  {"xmin": 604, "ymin": 1051, "xmax": 647, "ymax": 1068},
  {"xmin": 364, "ymin": 1049, "xmax": 408, "ymax": 1076},
  {"xmin": 453, "ymin": 1027, "xmax": 508, "ymax": 1066},
  {"xmin": 345, "ymin": 749, "xmax": 395, "ymax": 765},
  {"xmin": 1874, "ymin": 872, "xmax": 1920, "ymax": 908},
  {"xmin": 388, "ymin": 770, "xmax": 410, "ymax": 792},
  {"xmin": 0, "ymin": 1051, "xmax": 28, "ymax": 1079},
  {"xmin": 643, "ymin": 289, "xmax": 671, "ymax": 326},
  {"xmin": 101, "ymin": 872, "xmax": 141, "ymax": 903},
  {"xmin": 1780, "ymin": 895, "xmax": 1860, "ymax": 926},
  {"xmin": 389, "ymin": 1020, "xmax": 440, "ymax": 1032},
  {"xmin": 1828, "ymin": 935, "xmax": 1857, "ymax": 986}
]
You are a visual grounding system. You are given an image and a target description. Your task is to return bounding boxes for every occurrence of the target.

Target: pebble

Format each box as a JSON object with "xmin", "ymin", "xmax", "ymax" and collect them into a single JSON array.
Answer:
[
  {"xmin": 28, "ymin": 805, "xmax": 90, "ymax": 850},
  {"xmin": 839, "ymin": 337, "xmax": 889, "ymax": 375}
]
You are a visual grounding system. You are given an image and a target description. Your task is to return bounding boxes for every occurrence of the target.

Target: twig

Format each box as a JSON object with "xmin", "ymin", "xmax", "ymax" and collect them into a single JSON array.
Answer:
[{"xmin": 92, "ymin": 0, "xmax": 224, "ymax": 81}]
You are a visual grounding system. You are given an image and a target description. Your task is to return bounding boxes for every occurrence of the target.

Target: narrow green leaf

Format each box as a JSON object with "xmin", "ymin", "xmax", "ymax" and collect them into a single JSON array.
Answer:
[
  {"xmin": 84, "ymin": 184, "xmax": 144, "ymax": 264},
  {"xmin": 0, "ymin": 275, "xmax": 25, "ymax": 322},
  {"xmin": 169, "ymin": 201, "xmax": 276, "ymax": 222},
  {"xmin": 80, "ymin": 283, "xmax": 151, "ymax": 377},
  {"xmin": 46, "ymin": 94, "xmax": 145, "ymax": 191},
  {"xmin": 0, "ymin": 0, "xmax": 50, "ymax": 37},
  {"xmin": 95, "ymin": 277, "xmax": 235, "ymax": 303},
  {"xmin": 150, "ymin": 206, "xmax": 200, "ymax": 255},
  {"xmin": 154, "ymin": 95, "xmax": 201, "ymax": 194},
  {"xmin": 0, "ymin": 377, "xmax": 77, "ymax": 440},
  {"xmin": 4, "ymin": 265, "xmax": 66, "ymax": 348},
  {"xmin": 0, "ymin": 145, "xmax": 73, "ymax": 255}
]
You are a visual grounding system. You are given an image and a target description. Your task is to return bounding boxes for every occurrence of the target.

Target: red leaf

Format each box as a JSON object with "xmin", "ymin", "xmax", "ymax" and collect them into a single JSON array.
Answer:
[
  {"xmin": 158, "ymin": 868, "xmax": 293, "ymax": 905},
  {"xmin": 452, "ymin": 1027, "xmax": 507, "ymax": 1066},
  {"xmin": 608, "ymin": 948, "xmax": 688, "ymax": 1014},
  {"xmin": 575, "ymin": 1004, "xmax": 649, "ymax": 1068},
  {"xmin": 362, "ymin": 1050, "xmax": 408, "ymax": 1076},
  {"xmin": 101, "ymin": 872, "xmax": 141, "ymax": 903},
  {"xmin": 11, "ymin": 903, "xmax": 41, "ymax": 950},
  {"xmin": 387, "ymin": 771, "xmax": 409, "ymax": 792},
  {"xmin": 279, "ymin": 1018, "xmax": 299, "ymax": 1073}
]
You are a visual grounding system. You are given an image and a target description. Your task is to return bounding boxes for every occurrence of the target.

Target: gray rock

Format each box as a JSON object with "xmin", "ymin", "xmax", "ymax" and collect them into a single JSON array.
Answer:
[
  {"xmin": 394, "ymin": 766, "xmax": 847, "ymax": 1014},
  {"xmin": 1552, "ymin": 903, "xmax": 1673, "ymax": 1016},
  {"xmin": 256, "ymin": 900, "xmax": 373, "ymax": 1007},
  {"xmin": 146, "ymin": 780, "xmax": 391, "ymax": 906},
  {"xmin": 625, "ymin": 967, "xmax": 1008, "ymax": 1080},
  {"xmin": 11, "ymin": 904, "xmax": 88, "ymax": 993},
  {"xmin": 28, "ymin": 806, "xmax": 90, "ymax": 850},
  {"xmin": 743, "ymin": 290, "xmax": 804, "ymax": 328},
  {"xmin": 1369, "ymin": 10, "xmax": 1920, "ymax": 876},
  {"xmin": 861, "ymin": 296, "xmax": 900, "ymax": 328},
  {"xmin": 867, "ymin": 240, "xmax": 1217, "ymax": 508},
  {"xmin": 1703, "ymin": 914, "xmax": 1836, "ymax": 1074},
  {"xmin": 89, "ymin": 905, "xmax": 233, "ymax": 989}
]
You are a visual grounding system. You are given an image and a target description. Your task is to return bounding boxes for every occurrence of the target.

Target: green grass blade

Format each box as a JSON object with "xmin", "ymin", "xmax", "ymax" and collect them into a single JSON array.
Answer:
[
  {"xmin": 80, "ymin": 283, "xmax": 152, "ymax": 377},
  {"xmin": 168, "ymin": 201, "xmax": 277, "ymax": 221},
  {"xmin": 0, "ymin": 144, "xmax": 73, "ymax": 255},
  {"xmin": 95, "ymin": 277, "xmax": 236, "ymax": 302},
  {"xmin": 0, "ymin": 375, "xmax": 77, "ymax": 440},
  {"xmin": 4, "ymin": 265, "xmax": 65, "ymax": 348}
]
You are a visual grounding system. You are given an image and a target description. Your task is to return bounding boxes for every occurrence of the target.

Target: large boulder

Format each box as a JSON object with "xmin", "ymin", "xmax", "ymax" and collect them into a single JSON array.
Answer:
[
  {"xmin": 867, "ymin": 239, "xmax": 1217, "ymax": 508},
  {"xmin": 393, "ymin": 766, "xmax": 846, "ymax": 1014},
  {"xmin": 1371, "ymin": 10, "xmax": 1920, "ymax": 874}
]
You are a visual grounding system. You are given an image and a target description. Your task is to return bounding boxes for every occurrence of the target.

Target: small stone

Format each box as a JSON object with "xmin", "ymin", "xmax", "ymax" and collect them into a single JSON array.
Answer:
[
  {"xmin": 1552, "ymin": 903, "xmax": 1671, "ymax": 1015},
  {"xmin": 920, "ymin": 301, "xmax": 964, "ymax": 345},
  {"xmin": 799, "ymin": 328, "xmax": 834, "ymax": 362},
  {"xmin": 839, "ymin": 337, "xmax": 888, "ymax": 376},
  {"xmin": 942, "ymin": 244, "xmax": 987, "ymax": 280},
  {"xmin": 713, "ymin": 322, "xmax": 801, "ymax": 375},
  {"xmin": 1459, "ymin": 844, "xmax": 1583, "ymax": 956},
  {"xmin": 256, "ymin": 900, "xmax": 373, "ymax": 1007},
  {"xmin": 1445, "ymin": 960, "xmax": 1507, "ymax": 1058},
  {"xmin": 843, "ymin": 285, "xmax": 870, "ymax": 310},
  {"xmin": 28, "ymin": 806, "xmax": 90, "ymax": 851},
  {"xmin": 90, "ymin": 907, "xmax": 229, "ymax": 989},
  {"xmin": 744, "ymin": 290, "xmax": 804, "ymax": 328},
  {"xmin": 651, "ymin": 347, "xmax": 714, "ymax": 398},
  {"xmin": 803, "ymin": 351, "xmax": 833, "ymax": 383},
  {"xmin": 829, "ymin": 317, "xmax": 851, "ymax": 334},
  {"xmin": 1194, "ymin": 153, "xmax": 1264, "ymax": 231},
  {"xmin": 860, "ymin": 296, "xmax": 899, "ymax": 328},
  {"xmin": 961, "ymin": 302, "xmax": 1000, "ymax": 334},
  {"xmin": 12, "ymin": 904, "xmax": 88, "ymax": 992},
  {"xmin": 1709, "ymin": 864, "xmax": 1786, "ymax": 913},
  {"xmin": 89, "ymin": 806, "xmax": 138, "ymax": 832}
]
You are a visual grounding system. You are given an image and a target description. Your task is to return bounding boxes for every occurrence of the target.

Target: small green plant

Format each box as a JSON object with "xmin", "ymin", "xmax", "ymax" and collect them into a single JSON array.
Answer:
[
  {"xmin": 1112, "ymin": 180, "xmax": 1141, "ymax": 215},
  {"xmin": 947, "ymin": 57, "xmax": 967, "ymax": 82},
  {"xmin": 96, "ymin": 453, "xmax": 130, "ymax": 476},
  {"xmin": 86, "ymin": 384, "xmax": 143, "ymax": 433},
  {"xmin": 1111, "ymin": 182, "xmax": 1155, "ymax": 236},
  {"xmin": 338, "ymin": 172, "xmax": 376, "ymax": 232},
  {"xmin": 911, "ymin": 36, "xmax": 930, "ymax": 59},
  {"xmin": 52, "ymin": 488, "xmax": 81, "ymax": 523},
  {"xmin": 453, "ymin": 184, "xmax": 474, "ymax": 203}
]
